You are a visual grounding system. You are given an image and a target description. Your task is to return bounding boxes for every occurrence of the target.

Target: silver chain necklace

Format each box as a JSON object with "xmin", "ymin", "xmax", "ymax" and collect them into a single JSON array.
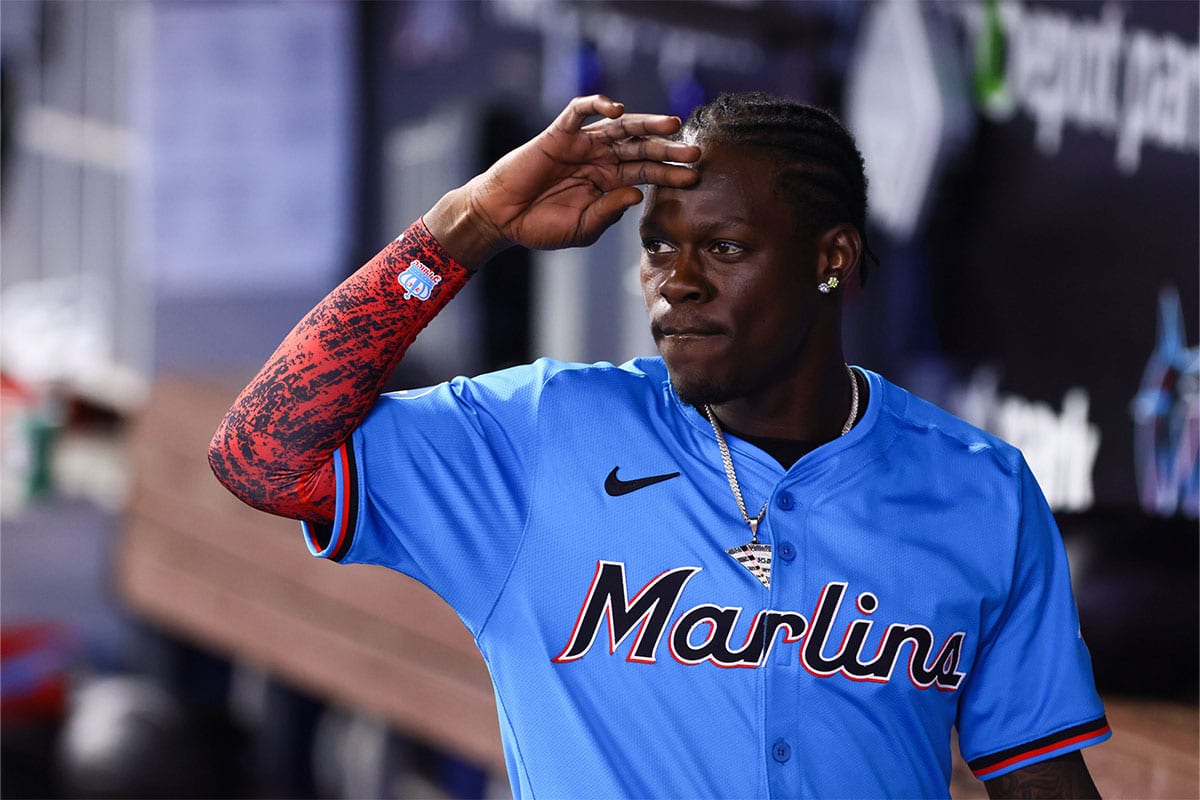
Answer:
[{"xmin": 703, "ymin": 365, "xmax": 859, "ymax": 589}]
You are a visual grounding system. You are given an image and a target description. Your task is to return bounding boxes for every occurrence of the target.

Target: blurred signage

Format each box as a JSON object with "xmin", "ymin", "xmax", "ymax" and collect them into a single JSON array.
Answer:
[
  {"xmin": 846, "ymin": 1, "xmax": 974, "ymax": 241},
  {"xmin": 968, "ymin": 0, "xmax": 1199, "ymax": 174},
  {"xmin": 1132, "ymin": 288, "xmax": 1199, "ymax": 518},
  {"xmin": 951, "ymin": 370, "xmax": 1100, "ymax": 512},
  {"xmin": 885, "ymin": 0, "xmax": 1200, "ymax": 515}
]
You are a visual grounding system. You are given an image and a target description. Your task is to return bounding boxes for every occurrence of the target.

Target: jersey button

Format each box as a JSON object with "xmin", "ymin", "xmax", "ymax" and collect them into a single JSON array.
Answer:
[
  {"xmin": 778, "ymin": 541, "xmax": 796, "ymax": 562},
  {"xmin": 772, "ymin": 740, "xmax": 791, "ymax": 763},
  {"xmin": 776, "ymin": 491, "xmax": 794, "ymax": 510}
]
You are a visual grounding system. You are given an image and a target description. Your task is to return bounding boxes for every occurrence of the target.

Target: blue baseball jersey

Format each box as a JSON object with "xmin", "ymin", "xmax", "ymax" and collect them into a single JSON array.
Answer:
[{"xmin": 302, "ymin": 358, "xmax": 1109, "ymax": 798}]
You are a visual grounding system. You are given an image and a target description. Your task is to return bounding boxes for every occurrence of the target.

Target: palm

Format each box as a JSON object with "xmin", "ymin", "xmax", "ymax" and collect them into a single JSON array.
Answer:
[{"xmin": 497, "ymin": 171, "xmax": 619, "ymax": 250}]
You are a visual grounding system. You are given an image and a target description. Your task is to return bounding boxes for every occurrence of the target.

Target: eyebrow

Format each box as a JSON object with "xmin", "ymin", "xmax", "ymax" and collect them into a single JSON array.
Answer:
[{"xmin": 639, "ymin": 216, "xmax": 755, "ymax": 238}]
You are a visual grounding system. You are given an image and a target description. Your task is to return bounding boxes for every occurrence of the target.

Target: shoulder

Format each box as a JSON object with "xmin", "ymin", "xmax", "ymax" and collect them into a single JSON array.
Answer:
[
  {"xmin": 471, "ymin": 356, "xmax": 666, "ymax": 398},
  {"xmin": 535, "ymin": 355, "xmax": 667, "ymax": 388},
  {"xmin": 868, "ymin": 371, "xmax": 1024, "ymax": 478},
  {"xmin": 397, "ymin": 356, "xmax": 667, "ymax": 413}
]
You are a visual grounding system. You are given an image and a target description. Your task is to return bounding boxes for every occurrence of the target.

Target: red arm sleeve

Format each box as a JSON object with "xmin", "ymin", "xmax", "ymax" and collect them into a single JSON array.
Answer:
[{"xmin": 208, "ymin": 218, "xmax": 472, "ymax": 525}]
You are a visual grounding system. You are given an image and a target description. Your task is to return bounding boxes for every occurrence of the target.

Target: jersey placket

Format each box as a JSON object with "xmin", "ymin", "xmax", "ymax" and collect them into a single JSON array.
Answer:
[{"xmin": 761, "ymin": 477, "xmax": 808, "ymax": 798}]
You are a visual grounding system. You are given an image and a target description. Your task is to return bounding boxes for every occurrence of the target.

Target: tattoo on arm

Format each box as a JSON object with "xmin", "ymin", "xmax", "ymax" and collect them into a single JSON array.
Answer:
[{"xmin": 984, "ymin": 751, "xmax": 1100, "ymax": 799}]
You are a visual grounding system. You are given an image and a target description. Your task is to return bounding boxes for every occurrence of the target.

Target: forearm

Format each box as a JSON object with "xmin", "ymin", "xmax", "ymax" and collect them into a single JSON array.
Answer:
[
  {"xmin": 208, "ymin": 95, "xmax": 700, "ymax": 523},
  {"xmin": 208, "ymin": 218, "xmax": 471, "ymax": 523},
  {"xmin": 984, "ymin": 751, "xmax": 1100, "ymax": 799}
]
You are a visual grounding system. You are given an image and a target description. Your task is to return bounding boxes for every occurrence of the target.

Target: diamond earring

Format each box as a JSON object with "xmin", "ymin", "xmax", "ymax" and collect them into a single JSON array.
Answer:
[{"xmin": 818, "ymin": 275, "xmax": 840, "ymax": 294}]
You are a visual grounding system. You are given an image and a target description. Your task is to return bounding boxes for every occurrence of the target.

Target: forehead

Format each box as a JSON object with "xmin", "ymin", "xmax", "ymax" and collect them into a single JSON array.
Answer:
[{"xmin": 642, "ymin": 142, "xmax": 793, "ymax": 230}]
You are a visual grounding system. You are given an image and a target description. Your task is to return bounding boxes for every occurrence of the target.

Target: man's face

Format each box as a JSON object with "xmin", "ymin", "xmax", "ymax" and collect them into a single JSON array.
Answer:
[{"xmin": 640, "ymin": 142, "xmax": 822, "ymax": 408}]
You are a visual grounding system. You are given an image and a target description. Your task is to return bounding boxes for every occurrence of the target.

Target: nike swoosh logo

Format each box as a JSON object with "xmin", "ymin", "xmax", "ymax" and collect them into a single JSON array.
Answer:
[{"xmin": 605, "ymin": 467, "xmax": 681, "ymax": 496}]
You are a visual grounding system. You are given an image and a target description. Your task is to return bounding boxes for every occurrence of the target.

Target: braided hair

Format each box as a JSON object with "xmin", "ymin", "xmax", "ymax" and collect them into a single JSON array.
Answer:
[{"xmin": 679, "ymin": 92, "xmax": 879, "ymax": 285}]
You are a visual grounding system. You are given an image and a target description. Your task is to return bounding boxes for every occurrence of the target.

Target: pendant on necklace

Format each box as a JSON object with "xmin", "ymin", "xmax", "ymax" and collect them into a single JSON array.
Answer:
[
  {"xmin": 726, "ymin": 541, "xmax": 773, "ymax": 589},
  {"xmin": 726, "ymin": 509, "xmax": 773, "ymax": 589}
]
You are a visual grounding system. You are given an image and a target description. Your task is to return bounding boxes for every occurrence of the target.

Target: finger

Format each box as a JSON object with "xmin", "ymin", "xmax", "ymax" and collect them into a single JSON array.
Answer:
[
  {"xmin": 610, "ymin": 137, "xmax": 701, "ymax": 165},
  {"xmin": 614, "ymin": 161, "xmax": 702, "ymax": 189},
  {"xmin": 577, "ymin": 187, "xmax": 645, "ymax": 245},
  {"xmin": 556, "ymin": 94, "xmax": 625, "ymax": 132},
  {"xmin": 581, "ymin": 113, "xmax": 686, "ymax": 141}
]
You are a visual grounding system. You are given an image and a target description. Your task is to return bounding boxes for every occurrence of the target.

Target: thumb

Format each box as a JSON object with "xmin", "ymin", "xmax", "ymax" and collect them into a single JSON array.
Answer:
[{"xmin": 578, "ymin": 187, "xmax": 644, "ymax": 245}]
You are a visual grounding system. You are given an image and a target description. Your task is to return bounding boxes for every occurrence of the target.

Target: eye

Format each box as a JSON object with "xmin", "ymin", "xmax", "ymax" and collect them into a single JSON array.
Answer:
[
  {"xmin": 642, "ymin": 239, "xmax": 677, "ymax": 255},
  {"xmin": 709, "ymin": 241, "xmax": 745, "ymax": 256}
]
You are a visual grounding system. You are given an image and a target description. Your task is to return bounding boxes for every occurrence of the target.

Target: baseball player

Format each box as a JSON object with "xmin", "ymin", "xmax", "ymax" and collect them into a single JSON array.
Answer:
[{"xmin": 210, "ymin": 93, "xmax": 1109, "ymax": 798}]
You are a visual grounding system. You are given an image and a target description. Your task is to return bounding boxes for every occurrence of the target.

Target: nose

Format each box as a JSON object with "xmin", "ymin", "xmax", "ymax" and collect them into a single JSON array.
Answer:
[{"xmin": 656, "ymin": 249, "xmax": 711, "ymax": 305}]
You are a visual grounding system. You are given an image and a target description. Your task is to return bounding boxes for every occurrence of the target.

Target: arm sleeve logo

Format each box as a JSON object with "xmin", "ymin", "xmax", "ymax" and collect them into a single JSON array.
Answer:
[{"xmin": 398, "ymin": 260, "xmax": 443, "ymax": 301}]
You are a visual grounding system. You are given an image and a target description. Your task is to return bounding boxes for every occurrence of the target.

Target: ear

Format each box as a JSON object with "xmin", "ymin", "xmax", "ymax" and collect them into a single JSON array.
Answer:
[{"xmin": 816, "ymin": 224, "xmax": 863, "ymax": 288}]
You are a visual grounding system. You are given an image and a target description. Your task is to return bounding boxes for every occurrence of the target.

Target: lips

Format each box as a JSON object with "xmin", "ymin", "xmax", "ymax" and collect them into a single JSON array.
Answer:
[{"xmin": 651, "ymin": 317, "xmax": 729, "ymax": 340}]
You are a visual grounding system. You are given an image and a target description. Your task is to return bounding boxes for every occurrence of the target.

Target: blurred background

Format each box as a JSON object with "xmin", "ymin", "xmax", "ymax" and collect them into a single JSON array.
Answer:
[{"xmin": 1, "ymin": 0, "xmax": 1196, "ymax": 798}]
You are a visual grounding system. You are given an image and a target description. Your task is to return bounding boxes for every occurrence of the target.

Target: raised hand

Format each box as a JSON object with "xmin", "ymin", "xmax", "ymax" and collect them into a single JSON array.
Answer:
[{"xmin": 425, "ymin": 95, "xmax": 702, "ymax": 268}]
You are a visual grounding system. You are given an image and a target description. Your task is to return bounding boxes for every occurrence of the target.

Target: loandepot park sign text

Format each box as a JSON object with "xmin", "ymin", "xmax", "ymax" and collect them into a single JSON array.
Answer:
[
  {"xmin": 970, "ymin": 1, "xmax": 1199, "ymax": 174},
  {"xmin": 950, "ymin": 368, "xmax": 1101, "ymax": 513}
]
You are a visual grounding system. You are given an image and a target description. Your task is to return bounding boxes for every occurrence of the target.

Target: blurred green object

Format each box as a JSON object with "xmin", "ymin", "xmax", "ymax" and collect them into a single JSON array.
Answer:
[
  {"xmin": 973, "ymin": 0, "xmax": 1012, "ymax": 114},
  {"xmin": 26, "ymin": 412, "xmax": 58, "ymax": 498}
]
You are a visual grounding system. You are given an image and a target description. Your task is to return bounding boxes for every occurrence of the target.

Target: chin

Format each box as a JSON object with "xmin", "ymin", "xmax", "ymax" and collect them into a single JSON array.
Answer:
[{"xmin": 666, "ymin": 369, "xmax": 738, "ymax": 408}]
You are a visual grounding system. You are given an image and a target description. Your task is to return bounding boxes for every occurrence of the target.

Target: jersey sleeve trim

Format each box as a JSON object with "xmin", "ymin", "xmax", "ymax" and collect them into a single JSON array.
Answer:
[
  {"xmin": 301, "ymin": 441, "xmax": 358, "ymax": 562},
  {"xmin": 967, "ymin": 715, "xmax": 1111, "ymax": 780}
]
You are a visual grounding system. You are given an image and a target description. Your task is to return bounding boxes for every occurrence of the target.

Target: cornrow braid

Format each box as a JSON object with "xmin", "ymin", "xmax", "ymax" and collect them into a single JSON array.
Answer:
[{"xmin": 680, "ymin": 92, "xmax": 880, "ymax": 286}]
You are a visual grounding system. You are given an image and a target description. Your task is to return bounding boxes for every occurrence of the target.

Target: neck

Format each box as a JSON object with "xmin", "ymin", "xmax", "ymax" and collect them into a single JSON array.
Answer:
[{"xmin": 706, "ymin": 346, "xmax": 852, "ymax": 442}]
